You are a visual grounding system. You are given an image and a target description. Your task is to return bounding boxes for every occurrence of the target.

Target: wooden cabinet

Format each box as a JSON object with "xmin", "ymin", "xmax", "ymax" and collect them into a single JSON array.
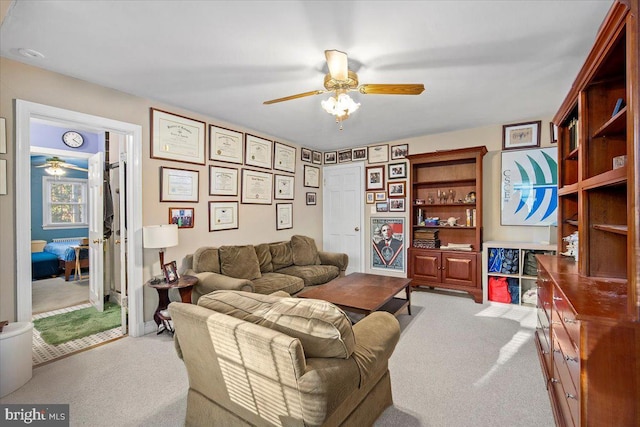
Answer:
[{"xmin": 406, "ymin": 146, "xmax": 486, "ymax": 302}]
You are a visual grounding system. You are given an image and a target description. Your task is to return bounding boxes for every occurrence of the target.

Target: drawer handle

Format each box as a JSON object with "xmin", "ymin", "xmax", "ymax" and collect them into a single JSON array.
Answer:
[
  {"xmin": 553, "ymin": 349, "xmax": 562, "ymax": 354},
  {"xmin": 553, "ymin": 296, "xmax": 563, "ymax": 301},
  {"xmin": 565, "ymin": 355, "xmax": 578, "ymax": 363},
  {"xmin": 563, "ymin": 317, "xmax": 576, "ymax": 324},
  {"xmin": 542, "ymin": 350, "xmax": 549, "ymax": 355},
  {"xmin": 566, "ymin": 393, "xmax": 577, "ymax": 400},
  {"xmin": 552, "ymin": 321, "xmax": 561, "ymax": 325},
  {"xmin": 550, "ymin": 378, "xmax": 559, "ymax": 383}
]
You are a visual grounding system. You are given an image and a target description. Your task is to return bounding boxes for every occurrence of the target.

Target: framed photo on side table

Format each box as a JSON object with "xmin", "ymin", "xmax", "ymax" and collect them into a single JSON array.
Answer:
[
  {"xmin": 160, "ymin": 166, "xmax": 199, "ymax": 202},
  {"xmin": 273, "ymin": 141, "xmax": 296, "ymax": 173},
  {"xmin": 209, "ymin": 125, "xmax": 243, "ymax": 164},
  {"xmin": 169, "ymin": 207, "xmax": 194, "ymax": 228},
  {"xmin": 276, "ymin": 203, "xmax": 293, "ymax": 230},
  {"xmin": 245, "ymin": 134, "xmax": 273, "ymax": 169},
  {"xmin": 209, "ymin": 201, "xmax": 239, "ymax": 231},
  {"xmin": 163, "ymin": 261, "xmax": 179, "ymax": 283},
  {"xmin": 502, "ymin": 120, "xmax": 541, "ymax": 150},
  {"xmin": 151, "ymin": 108, "xmax": 206, "ymax": 165},
  {"xmin": 209, "ymin": 166, "xmax": 238, "ymax": 196}
]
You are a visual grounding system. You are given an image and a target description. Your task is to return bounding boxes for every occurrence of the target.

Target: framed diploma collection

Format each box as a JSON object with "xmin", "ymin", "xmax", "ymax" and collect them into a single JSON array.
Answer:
[
  {"xmin": 209, "ymin": 165, "xmax": 238, "ymax": 196},
  {"xmin": 209, "ymin": 201, "xmax": 238, "ymax": 231},
  {"xmin": 245, "ymin": 134, "xmax": 273, "ymax": 169},
  {"xmin": 274, "ymin": 174, "xmax": 294, "ymax": 200},
  {"xmin": 241, "ymin": 169, "xmax": 273, "ymax": 205},
  {"xmin": 274, "ymin": 142, "xmax": 296, "ymax": 173},
  {"xmin": 160, "ymin": 166, "xmax": 199, "ymax": 202},
  {"xmin": 151, "ymin": 108, "xmax": 206, "ymax": 165},
  {"xmin": 209, "ymin": 125, "xmax": 243, "ymax": 164}
]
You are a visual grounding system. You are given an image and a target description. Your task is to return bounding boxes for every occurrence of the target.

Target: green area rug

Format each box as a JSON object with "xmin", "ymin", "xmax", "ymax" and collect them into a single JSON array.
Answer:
[{"xmin": 34, "ymin": 302, "xmax": 121, "ymax": 346}]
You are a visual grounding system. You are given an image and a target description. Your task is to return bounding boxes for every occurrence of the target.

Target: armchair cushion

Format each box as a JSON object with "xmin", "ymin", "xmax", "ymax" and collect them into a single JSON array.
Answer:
[
  {"xmin": 218, "ymin": 245, "xmax": 261, "ymax": 280},
  {"xmin": 291, "ymin": 234, "xmax": 320, "ymax": 266},
  {"xmin": 192, "ymin": 246, "xmax": 220, "ymax": 274}
]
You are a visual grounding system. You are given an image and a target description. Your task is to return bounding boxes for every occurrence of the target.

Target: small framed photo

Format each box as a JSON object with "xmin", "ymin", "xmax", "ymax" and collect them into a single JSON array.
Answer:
[
  {"xmin": 368, "ymin": 144, "xmax": 389, "ymax": 164},
  {"xmin": 502, "ymin": 120, "xmax": 541, "ymax": 150},
  {"xmin": 338, "ymin": 149, "xmax": 352, "ymax": 163},
  {"xmin": 151, "ymin": 108, "xmax": 206, "ymax": 165},
  {"xmin": 352, "ymin": 147, "xmax": 367, "ymax": 161},
  {"xmin": 306, "ymin": 192, "xmax": 317, "ymax": 205},
  {"xmin": 160, "ymin": 166, "xmax": 199, "ymax": 202},
  {"xmin": 390, "ymin": 144, "xmax": 408, "ymax": 159},
  {"xmin": 366, "ymin": 166, "xmax": 385, "ymax": 190},
  {"xmin": 550, "ymin": 123, "xmax": 558, "ymax": 144},
  {"xmin": 241, "ymin": 169, "xmax": 272, "ymax": 204},
  {"xmin": 375, "ymin": 192, "xmax": 387, "ymax": 201},
  {"xmin": 324, "ymin": 151, "xmax": 337, "ymax": 164},
  {"xmin": 304, "ymin": 165, "xmax": 320, "ymax": 188},
  {"xmin": 388, "ymin": 181, "xmax": 406, "ymax": 197},
  {"xmin": 209, "ymin": 125, "xmax": 243, "ymax": 164},
  {"xmin": 366, "ymin": 192, "xmax": 375, "ymax": 204},
  {"xmin": 209, "ymin": 201, "xmax": 239, "ymax": 231},
  {"xmin": 273, "ymin": 141, "xmax": 296, "ymax": 173},
  {"xmin": 274, "ymin": 174, "xmax": 295, "ymax": 200},
  {"xmin": 276, "ymin": 203, "xmax": 293, "ymax": 230},
  {"xmin": 312, "ymin": 151, "xmax": 322, "ymax": 165},
  {"xmin": 245, "ymin": 134, "xmax": 273, "ymax": 169},
  {"xmin": 209, "ymin": 165, "xmax": 238, "ymax": 196},
  {"xmin": 169, "ymin": 207, "xmax": 194, "ymax": 228},
  {"xmin": 376, "ymin": 202, "xmax": 388, "ymax": 212},
  {"xmin": 301, "ymin": 147, "xmax": 312, "ymax": 163},
  {"xmin": 163, "ymin": 261, "xmax": 179, "ymax": 283},
  {"xmin": 389, "ymin": 198, "xmax": 406, "ymax": 212},
  {"xmin": 388, "ymin": 162, "xmax": 407, "ymax": 179}
]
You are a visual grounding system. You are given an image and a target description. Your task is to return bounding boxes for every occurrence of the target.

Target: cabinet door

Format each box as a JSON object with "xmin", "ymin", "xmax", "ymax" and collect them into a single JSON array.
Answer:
[
  {"xmin": 411, "ymin": 250, "xmax": 440, "ymax": 282},
  {"xmin": 441, "ymin": 252, "xmax": 477, "ymax": 288}
]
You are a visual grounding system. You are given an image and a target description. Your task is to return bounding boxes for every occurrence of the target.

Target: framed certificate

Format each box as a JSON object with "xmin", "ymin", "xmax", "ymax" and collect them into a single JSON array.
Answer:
[
  {"xmin": 273, "ymin": 141, "xmax": 296, "ymax": 173},
  {"xmin": 245, "ymin": 134, "xmax": 273, "ymax": 169},
  {"xmin": 209, "ymin": 125, "xmax": 243, "ymax": 164},
  {"xmin": 209, "ymin": 166, "xmax": 238, "ymax": 196},
  {"xmin": 151, "ymin": 108, "xmax": 206, "ymax": 165},
  {"xmin": 303, "ymin": 165, "xmax": 320, "ymax": 188},
  {"xmin": 160, "ymin": 166, "xmax": 199, "ymax": 202},
  {"xmin": 276, "ymin": 203, "xmax": 293, "ymax": 230},
  {"xmin": 368, "ymin": 144, "xmax": 389, "ymax": 164},
  {"xmin": 241, "ymin": 169, "xmax": 273, "ymax": 204},
  {"xmin": 274, "ymin": 174, "xmax": 294, "ymax": 200},
  {"xmin": 209, "ymin": 201, "xmax": 239, "ymax": 231}
]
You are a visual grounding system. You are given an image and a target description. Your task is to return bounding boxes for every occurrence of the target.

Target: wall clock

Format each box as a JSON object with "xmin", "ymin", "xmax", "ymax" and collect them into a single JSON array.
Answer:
[{"xmin": 62, "ymin": 131, "xmax": 84, "ymax": 148}]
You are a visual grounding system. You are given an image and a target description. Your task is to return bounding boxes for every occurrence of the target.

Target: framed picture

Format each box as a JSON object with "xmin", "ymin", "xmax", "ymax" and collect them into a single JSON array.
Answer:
[
  {"xmin": 301, "ymin": 148, "xmax": 312, "ymax": 163},
  {"xmin": 390, "ymin": 144, "xmax": 408, "ymax": 159},
  {"xmin": 366, "ymin": 192, "xmax": 375, "ymax": 204},
  {"xmin": 209, "ymin": 125, "xmax": 243, "ymax": 164},
  {"xmin": 375, "ymin": 202, "xmax": 388, "ymax": 212},
  {"xmin": 163, "ymin": 261, "xmax": 179, "ymax": 283},
  {"xmin": 151, "ymin": 108, "xmax": 206, "ymax": 165},
  {"xmin": 160, "ymin": 166, "xmax": 199, "ymax": 202},
  {"xmin": 388, "ymin": 180, "xmax": 406, "ymax": 197},
  {"xmin": 241, "ymin": 169, "xmax": 272, "ymax": 204},
  {"xmin": 338, "ymin": 149, "xmax": 352, "ymax": 163},
  {"xmin": 169, "ymin": 207, "xmax": 194, "ymax": 228},
  {"xmin": 0, "ymin": 159, "xmax": 6, "ymax": 195},
  {"xmin": 388, "ymin": 162, "xmax": 407, "ymax": 179},
  {"xmin": 501, "ymin": 147, "xmax": 558, "ymax": 226},
  {"xmin": 371, "ymin": 218, "xmax": 405, "ymax": 272},
  {"xmin": 276, "ymin": 203, "xmax": 293, "ymax": 230},
  {"xmin": 0, "ymin": 117, "xmax": 6, "ymax": 154},
  {"xmin": 312, "ymin": 151, "xmax": 322, "ymax": 165},
  {"xmin": 304, "ymin": 165, "xmax": 320, "ymax": 188},
  {"xmin": 375, "ymin": 192, "xmax": 386, "ymax": 201},
  {"xmin": 274, "ymin": 174, "xmax": 295, "ymax": 200},
  {"xmin": 273, "ymin": 141, "xmax": 296, "ymax": 173},
  {"xmin": 502, "ymin": 120, "xmax": 542, "ymax": 150},
  {"xmin": 209, "ymin": 165, "xmax": 238, "ymax": 196},
  {"xmin": 389, "ymin": 198, "xmax": 406, "ymax": 212},
  {"xmin": 352, "ymin": 147, "xmax": 367, "ymax": 161},
  {"xmin": 550, "ymin": 123, "xmax": 558, "ymax": 144},
  {"xmin": 306, "ymin": 192, "xmax": 317, "ymax": 205},
  {"xmin": 366, "ymin": 165, "xmax": 385, "ymax": 190},
  {"xmin": 324, "ymin": 151, "xmax": 337, "ymax": 164},
  {"xmin": 209, "ymin": 201, "xmax": 239, "ymax": 231},
  {"xmin": 368, "ymin": 144, "xmax": 389, "ymax": 164},
  {"xmin": 245, "ymin": 134, "xmax": 273, "ymax": 169}
]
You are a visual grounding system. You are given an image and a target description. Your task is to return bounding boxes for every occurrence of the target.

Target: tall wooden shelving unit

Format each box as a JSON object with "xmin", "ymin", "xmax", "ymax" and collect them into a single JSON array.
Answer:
[{"xmin": 535, "ymin": 1, "xmax": 639, "ymax": 426}]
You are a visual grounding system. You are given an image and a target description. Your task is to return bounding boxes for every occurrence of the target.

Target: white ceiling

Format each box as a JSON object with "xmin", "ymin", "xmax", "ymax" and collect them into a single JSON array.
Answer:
[{"xmin": 0, "ymin": 1, "xmax": 613, "ymax": 150}]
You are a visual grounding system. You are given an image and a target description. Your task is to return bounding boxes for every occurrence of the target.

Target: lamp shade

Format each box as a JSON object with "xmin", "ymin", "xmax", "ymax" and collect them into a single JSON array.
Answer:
[{"xmin": 143, "ymin": 224, "xmax": 179, "ymax": 249}]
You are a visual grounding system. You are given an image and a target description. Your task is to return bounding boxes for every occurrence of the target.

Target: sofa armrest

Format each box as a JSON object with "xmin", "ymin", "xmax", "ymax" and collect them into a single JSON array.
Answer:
[
  {"xmin": 318, "ymin": 251, "xmax": 349, "ymax": 275},
  {"xmin": 186, "ymin": 270, "xmax": 254, "ymax": 304},
  {"xmin": 350, "ymin": 311, "xmax": 400, "ymax": 386}
]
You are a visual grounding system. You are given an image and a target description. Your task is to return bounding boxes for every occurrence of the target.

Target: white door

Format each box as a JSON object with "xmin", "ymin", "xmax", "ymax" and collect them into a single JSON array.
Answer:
[
  {"xmin": 88, "ymin": 152, "xmax": 104, "ymax": 312},
  {"xmin": 117, "ymin": 150, "xmax": 128, "ymax": 333},
  {"xmin": 323, "ymin": 163, "xmax": 364, "ymax": 274}
]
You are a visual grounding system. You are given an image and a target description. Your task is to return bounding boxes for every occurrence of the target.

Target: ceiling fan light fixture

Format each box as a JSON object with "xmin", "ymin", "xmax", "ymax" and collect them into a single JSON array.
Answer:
[
  {"xmin": 45, "ymin": 166, "xmax": 66, "ymax": 176},
  {"xmin": 321, "ymin": 92, "xmax": 360, "ymax": 118}
]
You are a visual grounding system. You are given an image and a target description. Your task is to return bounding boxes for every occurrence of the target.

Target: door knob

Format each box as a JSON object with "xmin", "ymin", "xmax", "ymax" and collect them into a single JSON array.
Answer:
[
  {"xmin": 93, "ymin": 239, "xmax": 101, "ymax": 244},
  {"xmin": 115, "ymin": 239, "xmax": 121, "ymax": 245},
  {"xmin": 355, "ymin": 227, "xmax": 360, "ymax": 231}
]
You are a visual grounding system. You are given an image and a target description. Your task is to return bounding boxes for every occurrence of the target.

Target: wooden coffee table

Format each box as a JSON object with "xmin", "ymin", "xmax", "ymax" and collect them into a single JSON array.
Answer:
[{"xmin": 298, "ymin": 272, "xmax": 411, "ymax": 317}]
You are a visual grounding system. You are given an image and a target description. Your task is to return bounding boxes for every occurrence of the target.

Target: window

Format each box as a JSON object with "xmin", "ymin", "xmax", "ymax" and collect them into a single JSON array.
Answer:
[{"xmin": 42, "ymin": 177, "xmax": 88, "ymax": 229}]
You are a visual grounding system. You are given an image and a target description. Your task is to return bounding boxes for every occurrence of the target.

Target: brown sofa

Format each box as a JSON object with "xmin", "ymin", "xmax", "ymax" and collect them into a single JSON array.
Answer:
[
  {"xmin": 183, "ymin": 235, "xmax": 348, "ymax": 303},
  {"xmin": 169, "ymin": 290, "xmax": 401, "ymax": 426}
]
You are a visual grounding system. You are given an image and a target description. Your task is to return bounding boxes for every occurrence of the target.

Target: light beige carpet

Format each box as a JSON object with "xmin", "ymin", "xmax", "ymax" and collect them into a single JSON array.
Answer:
[{"xmin": 32, "ymin": 276, "xmax": 89, "ymax": 314}]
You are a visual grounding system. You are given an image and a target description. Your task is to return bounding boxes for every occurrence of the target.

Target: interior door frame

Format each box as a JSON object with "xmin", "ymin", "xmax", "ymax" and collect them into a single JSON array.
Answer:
[{"xmin": 15, "ymin": 100, "xmax": 145, "ymax": 337}]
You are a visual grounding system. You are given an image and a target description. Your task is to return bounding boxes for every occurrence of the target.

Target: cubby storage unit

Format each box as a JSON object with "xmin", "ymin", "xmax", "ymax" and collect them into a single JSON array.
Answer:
[
  {"xmin": 536, "ymin": 1, "xmax": 640, "ymax": 426},
  {"xmin": 407, "ymin": 146, "xmax": 487, "ymax": 303},
  {"xmin": 482, "ymin": 241, "xmax": 556, "ymax": 307}
]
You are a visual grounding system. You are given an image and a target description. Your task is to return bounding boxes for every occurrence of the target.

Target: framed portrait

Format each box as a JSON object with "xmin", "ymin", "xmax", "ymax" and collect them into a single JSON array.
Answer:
[
  {"xmin": 209, "ymin": 125, "xmax": 243, "ymax": 164},
  {"xmin": 151, "ymin": 108, "xmax": 206, "ymax": 165},
  {"xmin": 389, "ymin": 198, "xmax": 406, "ymax": 212},
  {"xmin": 312, "ymin": 151, "xmax": 322, "ymax": 165},
  {"xmin": 273, "ymin": 141, "xmax": 296, "ymax": 173},
  {"xmin": 160, "ymin": 166, "xmax": 199, "ymax": 202},
  {"xmin": 388, "ymin": 180, "xmax": 406, "ymax": 197},
  {"xmin": 375, "ymin": 192, "xmax": 386, "ymax": 201},
  {"xmin": 276, "ymin": 203, "xmax": 293, "ymax": 230},
  {"xmin": 501, "ymin": 147, "xmax": 558, "ymax": 226},
  {"xmin": 550, "ymin": 123, "xmax": 558, "ymax": 144},
  {"xmin": 241, "ymin": 169, "xmax": 272, "ymax": 204},
  {"xmin": 209, "ymin": 201, "xmax": 239, "ymax": 231},
  {"xmin": 245, "ymin": 134, "xmax": 273, "ymax": 169},
  {"xmin": 274, "ymin": 174, "xmax": 295, "ymax": 200},
  {"xmin": 301, "ymin": 147, "xmax": 312, "ymax": 163},
  {"xmin": 371, "ymin": 218, "xmax": 405, "ymax": 272},
  {"xmin": 306, "ymin": 192, "xmax": 317, "ymax": 205},
  {"xmin": 388, "ymin": 162, "xmax": 407, "ymax": 179},
  {"xmin": 375, "ymin": 202, "xmax": 388, "ymax": 212},
  {"xmin": 366, "ymin": 165, "xmax": 385, "ymax": 190},
  {"xmin": 0, "ymin": 117, "xmax": 6, "ymax": 154},
  {"xmin": 352, "ymin": 147, "xmax": 367, "ymax": 161},
  {"xmin": 209, "ymin": 165, "xmax": 238, "ymax": 196},
  {"xmin": 390, "ymin": 144, "xmax": 408, "ymax": 159},
  {"xmin": 368, "ymin": 144, "xmax": 389, "ymax": 164},
  {"xmin": 324, "ymin": 151, "xmax": 337, "ymax": 164},
  {"xmin": 502, "ymin": 120, "xmax": 542, "ymax": 150},
  {"xmin": 163, "ymin": 261, "xmax": 179, "ymax": 283},
  {"xmin": 169, "ymin": 207, "xmax": 194, "ymax": 228},
  {"xmin": 338, "ymin": 149, "xmax": 352, "ymax": 163},
  {"xmin": 304, "ymin": 165, "xmax": 320, "ymax": 188},
  {"xmin": 366, "ymin": 192, "xmax": 375, "ymax": 204}
]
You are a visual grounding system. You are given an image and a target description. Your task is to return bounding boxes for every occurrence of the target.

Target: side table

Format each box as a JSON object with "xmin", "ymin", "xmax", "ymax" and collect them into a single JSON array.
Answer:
[
  {"xmin": 146, "ymin": 275, "xmax": 198, "ymax": 334},
  {"xmin": 72, "ymin": 245, "xmax": 89, "ymax": 280}
]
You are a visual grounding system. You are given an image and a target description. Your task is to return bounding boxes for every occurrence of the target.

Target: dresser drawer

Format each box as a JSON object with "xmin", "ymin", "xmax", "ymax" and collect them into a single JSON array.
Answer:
[
  {"xmin": 552, "ymin": 358, "xmax": 579, "ymax": 427},
  {"xmin": 552, "ymin": 285, "xmax": 581, "ymax": 345}
]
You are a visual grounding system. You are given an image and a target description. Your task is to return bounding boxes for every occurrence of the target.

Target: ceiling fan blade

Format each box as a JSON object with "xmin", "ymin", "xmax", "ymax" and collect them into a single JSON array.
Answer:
[
  {"xmin": 263, "ymin": 90, "xmax": 325, "ymax": 105},
  {"xmin": 325, "ymin": 50, "xmax": 348, "ymax": 81},
  {"xmin": 35, "ymin": 164, "xmax": 49, "ymax": 168},
  {"xmin": 64, "ymin": 165, "xmax": 89, "ymax": 172},
  {"xmin": 358, "ymin": 84, "xmax": 425, "ymax": 95}
]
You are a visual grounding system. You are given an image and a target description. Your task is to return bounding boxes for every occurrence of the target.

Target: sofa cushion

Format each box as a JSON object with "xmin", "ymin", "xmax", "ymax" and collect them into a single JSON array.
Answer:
[
  {"xmin": 291, "ymin": 235, "xmax": 321, "ymax": 266},
  {"xmin": 198, "ymin": 290, "xmax": 355, "ymax": 359},
  {"xmin": 270, "ymin": 242, "xmax": 293, "ymax": 270},
  {"xmin": 276, "ymin": 265, "xmax": 340, "ymax": 286},
  {"xmin": 254, "ymin": 243, "xmax": 274, "ymax": 273},
  {"xmin": 192, "ymin": 247, "xmax": 220, "ymax": 274},
  {"xmin": 252, "ymin": 272, "xmax": 304, "ymax": 295},
  {"xmin": 218, "ymin": 245, "xmax": 261, "ymax": 280}
]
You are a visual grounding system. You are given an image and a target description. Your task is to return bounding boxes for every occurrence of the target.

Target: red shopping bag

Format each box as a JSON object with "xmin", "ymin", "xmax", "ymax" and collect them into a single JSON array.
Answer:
[{"xmin": 488, "ymin": 277, "xmax": 511, "ymax": 303}]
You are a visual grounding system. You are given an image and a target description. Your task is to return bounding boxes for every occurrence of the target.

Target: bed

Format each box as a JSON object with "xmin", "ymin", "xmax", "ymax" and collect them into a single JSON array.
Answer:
[
  {"xmin": 31, "ymin": 251, "xmax": 61, "ymax": 280},
  {"xmin": 42, "ymin": 239, "xmax": 90, "ymax": 281}
]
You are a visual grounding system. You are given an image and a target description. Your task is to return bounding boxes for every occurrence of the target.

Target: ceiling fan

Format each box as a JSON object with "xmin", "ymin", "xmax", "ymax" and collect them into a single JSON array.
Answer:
[
  {"xmin": 264, "ymin": 50, "xmax": 425, "ymax": 129},
  {"xmin": 36, "ymin": 156, "xmax": 88, "ymax": 175}
]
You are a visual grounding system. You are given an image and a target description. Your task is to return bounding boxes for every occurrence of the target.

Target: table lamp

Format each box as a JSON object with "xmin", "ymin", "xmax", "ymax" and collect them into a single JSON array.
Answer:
[{"xmin": 143, "ymin": 224, "xmax": 179, "ymax": 280}]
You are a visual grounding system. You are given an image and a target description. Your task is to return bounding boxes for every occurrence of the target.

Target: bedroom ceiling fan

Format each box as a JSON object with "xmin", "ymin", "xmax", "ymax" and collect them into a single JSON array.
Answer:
[
  {"xmin": 264, "ymin": 50, "xmax": 425, "ymax": 129},
  {"xmin": 36, "ymin": 156, "xmax": 88, "ymax": 176}
]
